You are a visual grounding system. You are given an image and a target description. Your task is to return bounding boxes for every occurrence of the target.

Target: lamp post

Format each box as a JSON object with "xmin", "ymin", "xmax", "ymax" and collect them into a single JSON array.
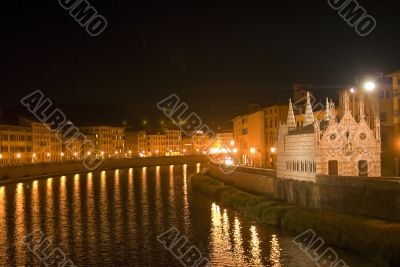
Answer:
[
  {"xmin": 363, "ymin": 80, "xmax": 377, "ymax": 126},
  {"xmin": 250, "ymin": 147, "xmax": 256, "ymax": 167},
  {"xmin": 270, "ymin": 147, "xmax": 277, "ymax": 169}
]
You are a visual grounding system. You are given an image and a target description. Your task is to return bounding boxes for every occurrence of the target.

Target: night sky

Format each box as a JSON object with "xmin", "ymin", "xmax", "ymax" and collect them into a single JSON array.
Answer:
[{"xmin": 1, "ymin": 0, "xmax": 400, "ymax": 128}]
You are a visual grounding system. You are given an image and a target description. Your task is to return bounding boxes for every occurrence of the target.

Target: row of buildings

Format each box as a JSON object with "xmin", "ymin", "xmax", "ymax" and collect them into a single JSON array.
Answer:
[
  {"xmin": 0, "ymin": 117, "xmax": 234, "ymax": 166},
  {"xmin": 232, "ymin": 71, "xmax": 400, "ymax": 176}
]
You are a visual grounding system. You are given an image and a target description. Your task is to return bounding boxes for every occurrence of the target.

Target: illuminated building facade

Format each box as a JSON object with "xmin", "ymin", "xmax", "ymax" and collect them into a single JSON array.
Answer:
[
  {"xmin": 165, "ymin": 129, "xmax": 182, "ymax": 155},
  {"xmin": 146, "ymin": 132, "xmax": 167, "ymax": 156},
  {"xmin": 233, "ymin": 110, "xmax": 266, "ymax": 167},
  {"xmin": 0, "ymin": 125, "xmax": 33, "ymax": 165},
  {"xmin": 80, "ymin": 126, "xmax": 125, "ymax": 157},
  {"xmin": 277, "ymin": 92, "xmax": 381, "ymax": 181}
]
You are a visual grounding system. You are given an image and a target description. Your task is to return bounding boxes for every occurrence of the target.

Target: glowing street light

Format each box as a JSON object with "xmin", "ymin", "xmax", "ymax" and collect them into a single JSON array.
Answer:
[
  {"xmin": 0, "ymin": 154, "xmax": 2, "ymax": 159},
  {"xmin": 270, "ymin": 147, "xmax": 276, "ymax": 153},
  {"xmin": 61, "ymin": 152, "xmax": 64, "ymax": 157},
  {"xmin": 230, "ymin": 140, "xmax": 235, "ymax": 147},
  {"xmin": 364, "ymin": 81, "xmax": 376, "ymax": 92},
  {"xmin": 350, "ymin": 88, "xmax": 356, "ymax": 94},
  {"xmin": 16, "ymin": 153, "xmax": 21, "ymax": 159},
  {"xmin": 233, "ymin": 148, "xmax": 238, "ymax": 153},
  {"xmin": 47, "ymin": 153, "xmax": 51, "ymax": 157},
  {"xmin": 250, "ymin": 147, "xmax": 256, "ymax": 167},
  {"xmin": 33, "ymin": 153, "xmax": 36, "ymax": 158}
]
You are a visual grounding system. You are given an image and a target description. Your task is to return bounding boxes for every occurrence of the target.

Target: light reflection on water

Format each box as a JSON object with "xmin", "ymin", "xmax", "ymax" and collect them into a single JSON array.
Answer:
[{"xmin": 0, "ymin": 164, "xmax": 377, "ymax": 266}]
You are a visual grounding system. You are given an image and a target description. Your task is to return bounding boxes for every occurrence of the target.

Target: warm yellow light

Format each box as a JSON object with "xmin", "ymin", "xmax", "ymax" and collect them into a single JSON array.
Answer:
[
  {"xmin": 364, "ymin": 81, "xmax": 376, "ymax": 92},
  {"xmin": 87, "ymin": 151, "xmax": 91, "ymax": 156},
  {"xmin": 0, "ymin": 154, "xmax": 2, "ymax": 159},
  {"xmin": 33, "ymin": 153, "xmax": 36, "ymax": 158},
  {"xmin": 230, "ymin": 140, "xmax": 235, "ymax": 146},
  {"xmin": 47, "ymin": 153, "xmax": 51, "ymax": 157},
  {"xmin": 350, "ymin": 88, "xmax": 356, "ymax": 94},
  {"xmin": 233, "ymin": 148, "xmax": 238, "ymax": 153},
  {"xmin": 270, "ymin": 147, "xmax": 276, "ymax": 153},
  {"xmin": 61, "ymin": 152, "xmax": 64, "ymax": 157},
  {"xmin": 115, "ymin": 151, "xmax": 118, "ymax": 154},
  {"xmin": 101, "ymin": 151, "xmax": 105, "ymax": 155},
  {"xmin": 250, "ymin": 147, "xmax": 256, "ymax": 154},
  {"xmin": 128, "ymin": 150, "xmax": 132, "ymax": 154},
  {"xmin": 74, "ymin": 152, "xmax": 78, "ymax": 156},
  {"xmin": 16, "ymin": 153, "xmax": 21, "ymax": 159}
]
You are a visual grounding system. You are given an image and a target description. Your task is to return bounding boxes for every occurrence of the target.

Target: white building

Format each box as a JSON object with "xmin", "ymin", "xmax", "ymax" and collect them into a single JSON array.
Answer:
[{"xmin": 277, "ymin": 92, "xmax": 381, "ymax": 181}]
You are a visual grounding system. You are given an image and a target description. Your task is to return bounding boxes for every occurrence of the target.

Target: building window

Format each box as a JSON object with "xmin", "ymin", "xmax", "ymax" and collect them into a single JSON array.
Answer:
[
  {"xmin": 358, "ymin": 160, "xmax": 368, "ymax": 177},
  {"xmin": 328, "ymin": 160, "xmax": 338, "ymax": 176}
]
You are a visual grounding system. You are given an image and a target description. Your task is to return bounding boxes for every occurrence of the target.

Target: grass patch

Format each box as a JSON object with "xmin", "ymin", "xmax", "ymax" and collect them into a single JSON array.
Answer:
[
  {"xmin": 191, "ymin": 174, "xmax": 293, "ymax": 226},
  {"xmin": 191, "ymin": 174, "xmax": 400, "ymax": 267}
]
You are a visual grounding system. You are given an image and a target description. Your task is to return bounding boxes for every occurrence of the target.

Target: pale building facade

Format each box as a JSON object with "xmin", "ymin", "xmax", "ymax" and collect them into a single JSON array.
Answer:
[
  {"xmin": 192, "ymin": 132, "xmax": 210, "ymax": 154},
  {"xmin": 0, "ymin": 125, "xmax": 33, "ymax": 165},
  {"xmin": 277, "ymin": 92, "xmax": 381, "ymax": 181},
  {"xmin": 80, "ymin": 126, "xmax": 125, "ymax": 157},
  {"xmin": 211, "ymin": 132, "xmax": 234, "ymax": 149},
  {"xmin": 165, "ymin": 129, "xmax": 182, "ymax": 155},
  {"xmin": 146, "ymin": 132, "xmax": 167, "ymax": 156}
]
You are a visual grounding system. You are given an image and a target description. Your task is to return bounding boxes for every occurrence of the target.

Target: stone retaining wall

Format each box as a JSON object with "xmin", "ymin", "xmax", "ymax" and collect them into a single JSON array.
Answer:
[
  {"xmin": 208, "ymin": 164, "xmax": 400, "ymax": 221},
  {"xmin": 0, "ymin": 155, "xmax": 208, "ymax": 185}
]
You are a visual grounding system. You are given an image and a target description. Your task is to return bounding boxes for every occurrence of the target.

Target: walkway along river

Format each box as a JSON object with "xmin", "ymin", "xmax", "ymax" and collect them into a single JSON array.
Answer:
[{"xmin": 0, "ymin": 164, "xmax": 377, "ymax": 266}]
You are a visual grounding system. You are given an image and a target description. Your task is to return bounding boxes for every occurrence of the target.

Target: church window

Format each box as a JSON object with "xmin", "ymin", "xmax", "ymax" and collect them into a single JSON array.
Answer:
[
  {"xmin": 360, "ymin": 133, "xmax": 367, "ymax": 140},
  {"xmin": 358, "ymin": 160, "xmax": 368, "ymax": 177},
  {"xmin": 328, "ymin": 160, "xmax": 338, "ymax": 175}
]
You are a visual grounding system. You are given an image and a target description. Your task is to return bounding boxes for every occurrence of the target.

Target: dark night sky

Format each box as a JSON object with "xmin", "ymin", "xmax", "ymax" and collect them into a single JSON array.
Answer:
[{"xmin": 1, "ymin": 0, "xmax": 400, "ymax": 128}]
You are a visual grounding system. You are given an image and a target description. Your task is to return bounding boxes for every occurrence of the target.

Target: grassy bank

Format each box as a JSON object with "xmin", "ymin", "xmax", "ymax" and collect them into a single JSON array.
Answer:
[{"xmin": 191, "ymin": 174, "xmax": 400, "ymax": 267}]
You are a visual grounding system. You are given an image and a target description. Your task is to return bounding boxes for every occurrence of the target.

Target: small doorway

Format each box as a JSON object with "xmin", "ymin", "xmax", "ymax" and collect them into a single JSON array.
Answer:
[
  {"xmin": 328, "ymin": 160, "xmax": 338, "ymax": 176},
  {"xmin": 358, "ymin": 160, "xmax": 368, "ymax": 177}
]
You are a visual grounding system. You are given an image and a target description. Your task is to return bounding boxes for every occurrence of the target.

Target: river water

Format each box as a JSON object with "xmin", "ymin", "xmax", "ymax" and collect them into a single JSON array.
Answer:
[{"xmin": 0, "ymin": 164, "xmax": 377, "ymax": 266}]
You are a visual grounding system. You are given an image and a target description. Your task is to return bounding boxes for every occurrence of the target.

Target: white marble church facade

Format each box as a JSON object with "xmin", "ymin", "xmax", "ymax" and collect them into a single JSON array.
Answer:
[{"xmin": 277, "ymin": 92, "xmax": 381, "ymax": 181}]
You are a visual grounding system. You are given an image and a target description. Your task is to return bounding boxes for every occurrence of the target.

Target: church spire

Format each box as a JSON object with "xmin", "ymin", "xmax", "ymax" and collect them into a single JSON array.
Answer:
[
  {"xmin": 286, "ymin": 98, "xmax": 296, "ymax": 129},
  {"xmin": 344, "ymin": 91, "xmax": 350, "ymax": 114},
  {"xmin": 324, "ymin": 98, "xmax": 330, "ymax": 121},
  {"xmin": 329, "ymin": 100, "xmax": 336, "ymax": 121},
  {"xmin": 359, "ymin": 94, "xmax": 366, "ymax": 122},
  {"xmin": 304, "ymin": 92, "xmax": 314, "ymax": 126}
]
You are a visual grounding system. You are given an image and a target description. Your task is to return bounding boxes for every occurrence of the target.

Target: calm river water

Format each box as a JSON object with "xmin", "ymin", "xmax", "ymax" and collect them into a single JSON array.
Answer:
[{"xmin": 0, "ymin": 164, "xmax": 377, "ymax": 266}]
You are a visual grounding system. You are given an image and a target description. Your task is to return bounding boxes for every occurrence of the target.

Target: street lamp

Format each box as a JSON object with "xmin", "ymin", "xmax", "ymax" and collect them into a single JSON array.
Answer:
[
  {"xmin": 250, "ymin": 147, "xmax": 256, "ymax": 167},
  {"xmin": 364, "ymin": 81, "xmax": 376, "ymax": 92},
  {"xmin": 270, "ymin": 147, "xmax": 277, "ymax": 169}
]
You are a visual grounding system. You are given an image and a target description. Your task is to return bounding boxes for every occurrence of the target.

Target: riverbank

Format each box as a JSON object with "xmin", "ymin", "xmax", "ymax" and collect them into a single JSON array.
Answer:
[
  {"xmin": 0, "ymin": 155, "xmax": 208, "ymax": 186},
  {"xmin": 191, "ymin": 174, "xmax": 400, "ymax": 267}
]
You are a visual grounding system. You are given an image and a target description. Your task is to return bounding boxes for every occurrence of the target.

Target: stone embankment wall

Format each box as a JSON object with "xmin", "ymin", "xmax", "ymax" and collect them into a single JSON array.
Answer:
[
  {"xmin": 208, "ymin": 164, "xmax": 400, "ymax": 221},
  {"xmin": 0, "ymin": 155, "xmax": 208, "ymax": 185}
]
